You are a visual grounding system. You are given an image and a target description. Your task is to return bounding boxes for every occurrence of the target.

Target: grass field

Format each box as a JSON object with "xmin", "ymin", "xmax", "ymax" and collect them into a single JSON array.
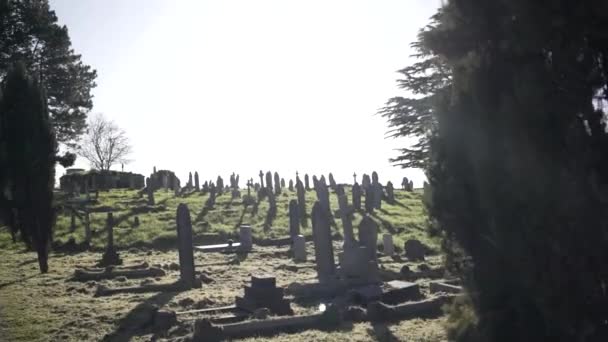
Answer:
[{"xmin": 0, "ymin": 186, "xmax": 445, "ymax": 341}]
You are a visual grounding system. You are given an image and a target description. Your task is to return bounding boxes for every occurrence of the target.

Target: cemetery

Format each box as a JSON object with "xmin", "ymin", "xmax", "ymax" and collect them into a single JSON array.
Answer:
[{"xmin": 0, "ymin": 170, "xmax": 455, "ymax": 341}]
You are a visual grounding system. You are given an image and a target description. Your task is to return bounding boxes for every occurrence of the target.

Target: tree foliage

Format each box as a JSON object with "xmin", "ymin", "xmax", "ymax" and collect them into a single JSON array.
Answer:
[
  {"xmin": 0, "ymin": 0, "xmax": 97, "ymax": 145},
  {"xmin": 77, "ymin": 113, "xmax": 132, "ymax": 171},
  {"xmin": 390, "ymin": 0, "xmax": 608, "ymax": 340},
  {"xmin": 0, "ymin": 63, "xmax": 57, "ymax": 273}
]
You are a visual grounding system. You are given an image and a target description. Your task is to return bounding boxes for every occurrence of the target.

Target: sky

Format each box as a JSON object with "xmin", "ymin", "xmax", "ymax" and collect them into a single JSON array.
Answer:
[{"xmin": 50, "ymin": 0, "xmax": 441, "ymax": 187}]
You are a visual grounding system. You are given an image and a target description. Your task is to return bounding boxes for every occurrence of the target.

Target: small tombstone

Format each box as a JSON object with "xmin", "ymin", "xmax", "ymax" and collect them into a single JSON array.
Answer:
[
  {"xmin": 239, "ymin": 225, "xmax": 253, "ymax": 251},
  {"xmin": 404, "ymin": 239, "xmax": 426, "ymax": 261},
  {"xmin": 293, "ymin": 235, "xmax": 306, "ymax": 262},
  {"xmin": 386, "ymin": 181, "xmax": 395, "ymax": 204},
  {"xmin": 304, "ymin": 174, "xmax": 310, "ymax": 191},
  {"xmin": 383, "ymin": 234, "xmax": 394, "ymax": 256},
  {"xmin": 202, "ymin": 181, "xmax": 209, "ymax": 193},
  {"xmin": 362, "ymin": 174, "xmax": 371, "ymax": 191},
  {"xmin": 265, "ymin": 171, "xmax": 273, "ymax": 191},
  {"xmin": 188, "ymin": 172, "xmax": 193, "ymax": 188},
  {"xmin": 311, "ymin": 201, "xmax": 336, "ymax": 283},
  {"xmin": 194, "ymin": 172, "xmax": 200, "ymax": 191},
  {"xmin": 352, "ymin": 183, "xmax": 362, "ymax": 210},
  {"xmin": 409, "ymin": 180, "xmax": 414, "ymax": 192},
  {"xmin": 401, "ymin": 177, "xmax": 409, "ymax": 190},
  {"xmin": 358, "ymin": 215, "xmax": 379, "ymax": 262},
  {"xmin": 134, "ymin": 216, "xmax": 140, "ymax": 227},
  {"xmin": 176, "ymin": 204, "xmax": 196, "ymax": 289},
  {"xmin": 280, "ymin": 178, "xmax": 286, "ymax": 189},
  {"xmin": 288, "ymin": 179, "xmax": 294, "ymax": 191},
  {"xmin": 288, "ymin": 199, "xmax": 300, "ymax": 238}
]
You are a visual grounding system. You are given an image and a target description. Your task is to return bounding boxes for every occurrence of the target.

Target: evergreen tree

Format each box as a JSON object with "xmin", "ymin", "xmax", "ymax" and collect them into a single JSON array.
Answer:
[
  {"xmin": 0, "ymin": 0, "xmax": 97, "ymax": 145},
  {"xmin": 0, "ymin": 63, "xmax": 57, "ymax": 273},
  {"xmin": 386, "ymin": 1, "xmax": 608, "ymax": 340}
]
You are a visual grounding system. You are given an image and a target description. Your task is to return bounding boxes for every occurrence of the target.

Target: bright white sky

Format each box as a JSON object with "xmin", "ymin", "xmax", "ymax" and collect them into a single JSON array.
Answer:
[{"xmin": 50, "ymin": 0, "xmax": 440, "ymax": 187}]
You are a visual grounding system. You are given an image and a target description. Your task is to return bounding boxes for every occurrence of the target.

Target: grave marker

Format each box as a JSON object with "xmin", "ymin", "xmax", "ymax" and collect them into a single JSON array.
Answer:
[
  {"xmin": 311, "ymin": 201, "xmax": 336, "ymax": 283},
  {"xmin": 176, "ymin": 204, "xmax": 196, "ymax": 289}
]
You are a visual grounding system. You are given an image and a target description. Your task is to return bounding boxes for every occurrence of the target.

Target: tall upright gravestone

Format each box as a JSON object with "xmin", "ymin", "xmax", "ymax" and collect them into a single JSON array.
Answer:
[
  {"xmin": 296, "ymin": 179, "xmax": 306, "ymax": 225},
  {"xmin": 194, "ymin": 172, "xmax": 200, "ymax": 191},
  {"xmin": 274, "ymin": 172, "xmax": 281, "ymax": 195},
  {"xmin": 338, "ymin": 194, "xmax": 355, "ymax": 248},
  {"xmin": 289, "ymin": 199, "xmax": 300, "ymax": 238},
  {"xmin": 146, "ymin": 177, "xmax": 155, "ymax": 205},
  {"xmin": 288, "ymin": 179, "xmax": 294, "ymax": 191},
  {"xmin": 176, "ymin": 204, "xmax": 196, "ymax": 289},
  {"xmin": 265, "ymin": 171, "xmax": 273, "ymax": 191},
  {"xmin": 304, "ymin": 174, "xmax": 310, "ymax": 191},
  {"xmin": 352, "ymin": 183, "xmax": 362, "ymax": 210},
  {"xmin": 359, "ymin": 215, "xmax": 379, "ymax": 262},
  {"xmin": 311, "ymin": 201, "xmax": 335, "ymax": 283}
]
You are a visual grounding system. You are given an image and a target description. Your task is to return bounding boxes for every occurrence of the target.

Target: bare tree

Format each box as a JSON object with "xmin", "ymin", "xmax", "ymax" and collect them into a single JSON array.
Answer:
[{"xmin": 77, "ymin": 114, "xmax": 132, "ymax": 171}]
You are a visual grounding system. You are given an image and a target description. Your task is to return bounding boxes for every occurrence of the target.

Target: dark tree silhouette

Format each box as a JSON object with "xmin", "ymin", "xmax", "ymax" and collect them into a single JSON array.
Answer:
[
  {"xmin": 0, "ymin": 0, "xmax": 97, "ymax": 145},
  {"xmin": 387, "ymin": 1, "xmax": 608, "ymax": 340},
  {"xmin": 0, "ymin": 63, "xmax": 60, "ymax": 273}
]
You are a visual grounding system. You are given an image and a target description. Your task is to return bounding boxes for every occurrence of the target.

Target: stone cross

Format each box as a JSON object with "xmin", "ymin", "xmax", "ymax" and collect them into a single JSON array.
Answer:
[
  {"xmin": 358, "ymin": 215, "xmax": 379, "ymax": 262},
  {"xmin": 311, "ymin": 201, "xmax": 335, "ymax": 283},
  {"xmin": 353, "ymin": 172, "xmax": 357, "ymax": 184},
  {"xmin": 259, "ymin": 170, "xmax": 264, "ymax": 188},
  {"xmin": 289, "ymin": 199, "xmax": 300, "ymax": 238},
  {"xmin": 176, "ymin": 204, "xmax": 196, "ymax": 289},
  {"xmin": 101, "ymin": 212, "xmax": 121, "ymax": 266}
]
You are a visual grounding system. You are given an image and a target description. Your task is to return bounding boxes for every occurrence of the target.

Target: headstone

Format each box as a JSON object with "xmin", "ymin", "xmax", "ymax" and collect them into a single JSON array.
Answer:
[
  {"xmin": 235, "ymin": 275, "xmax": 293, "ymax": 316},
  {"xmin": 401, "ymin": 177, "xmax": 409, "ymax": 190},
  {"xmin": 337, "ymin": 194, "xmax": 355, "ymax": 249},
  {"xmin": 146, "ymin": 177, "xmax": 155, "ymax": 205},
  {"xmin": 328, "ymin": 173, "xmax": 337, "ymax": 190},
  {"xmin": 292, "ymin": 235, "xmax": 306, "ymax": 262},
  {"xmin": 101, "ymin": 213, "xmax": 121, "ymax": 266},
  {"xmin": 280, "ymin": 178, "xmax": 286, "ymax": 189},
  {"xmin": 383, "ymin": 234, "xmax": 394, "ymax": 256},
  {"xmin": 288, "ymin": 179, "xmax": 294, "ymax": 191},
  {"xmin": 361, "ymin": 174, "xmax": 370, "ymax": 192},
  {"xmin": 259, "ymin": 170, "xmax": 265, "ymax": 188},
  {"xmin": 239, "ymin": 225, "xmax": 253, "ymax": 251},
  {"xmin": 203, "ymin": 181, "xmax": 209, "ymax": 193},
  {"xmin": 404, "ymin": 239, "xmax": 426, "ymax": 261},
  {"xmin": 409, "ymin": 180, "xmax": 414, "ymax": 192},
  {"xmin": 176, "ymin": 204, "xmax": 196, "ymax": 288},
  {"xmin": 188, "ymin": 172, "xmax": 193, "ymax": 188},
  {"xmin": 315, "ymin": 177, "xmax": 330, "ymax": 213},
  {"xmin": 312, "ymin": 175, "xmax": 319, "ymax": 190},
  {"xmin": 385, "ymin": 181, "xmax": 395, "ymax": 204},
  {"xmin": 194, "ymin": 172, "xmax": 200, "ymax": 191},
  {"xmin": 288, "ymin": 199, "xmax": 300, "ymax": 238},
  {"xmin": 358, "ymin": 215, "xmax": 378, "ymax": 262},
  {"xmin": 304, "ymin": 174, "xmax": 310, "ymax": 191},
  {"xmin": 296, "ymin": 179, "xmax": 306, "ymax": 222},
  {"xmin": 274, "ymin": 172, "xmax": 281, "ymax": 194},
  {"xmin": 216, "ymin": 176, "xmax": 224, "ymax": 194},
  {"xmin": 311, "ymin": 201, "xmax": 336, "ymax": 283},
  {"xmin": 371, "ymin": 172, "xmax": 383, "ymax": 209},
  {"xmin": 352, "ymin": 183, "xmax": 362, "ymax": 211},
  {"xmin": 265, "ymin": 171, "xmax": 273, "ymax": 191}
]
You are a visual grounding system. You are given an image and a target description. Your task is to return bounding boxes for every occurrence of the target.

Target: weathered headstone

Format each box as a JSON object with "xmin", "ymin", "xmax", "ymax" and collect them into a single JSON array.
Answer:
[
  {"xmin": 259, "ymin": 170, "xmax": 265, "ymax": 188},
  {"xmin": 280, "ymin": 178, "xmax": 286, "ymax": 189},
  {"xmin": 296, "ymin": 179, "xmax": 306, "ymax": 223},
  {"xmin": 274, "ymin": 172, "xmax": 281, "ymax": 194},
  {"xmin": 315, "ymin": 177, "xmax": 330, "ymax": 213},
  {"xmin": 239, "ymin": 225, "xmax": 253, "ymax": 251},
  {"xmin": 289, "ymin": 199, "xmax": 300, "ymax": 238},
  {"xmin": 188, "ymin": 172, "xmax": 193, "ymax": 188},
  {"xmin": 216, "ymin": 176, "xmax": 224, "ymax": 195},
  {"xmin": 364, "ymin": 188, "xmax": 374, "ymax": 213},
  {"xmin": 328, "ymin": 173, "xmax": 337, "ymax": 190},
  {"xmin": 383, "ymin": 234, "xmax": 394, "ymax": 256},
  {"xmin": 194, "ymin": 172, "xmax": 200, "ymax": 191},
  {"xmin": 203, "ymin": 181, "xmax": 209, "ymax": 193},
  {"xmin": 146, "ymin": 177, "xmax": 155, "ymax": 205},
  {"xmin": 311, "ymin": 201, "xmax": 336, "ymax": 283},
  {"xmin": 265, "ymin": 172, "xmax": 273, "ymax": 191},
  {"xmin": 338, "ymin": 194, "xmax": 355, "ymax": 249},
  {"xmin": 358, "ymin": 215, "xmax": 378, "ymax": 262},
  {"xmin": 401, "ymin": 177, "xmax": 409, "ymax": 190},
  {"xmin": 385, "ymin": 181, "xmax": 395, "ymax": 204},
  {"xmin": 312, "ymin": 175, "xmax": 319, "ymax": 190},
  {"xmin": 361, "ymin": 174, "xmax": 371, "ymax": 192},
  {"xmin": 352, "ymin": 183, "xmax": 362, "ymax": 211},
  {"xmin": 288, "ymin": 179, "xmax": 294, "ymax": 191},
  {"xmin": 101, "ymin": 213, "xmax": 122, "ymax": 266},
  {"xmin": 404, "ymin": 239, "xmax": 426, "ymax": 261},
  {"xmin": 293, "ymin": 235, "xmax": 306, "ymax": 262},
  {"xmin": 176, "ymin": 204, "xmax": 196, "ymax": 288},
  {"xmin": 304, "ymin": 174, "xmax": 310, "ymax": 191},
  {"xmin": 409, "ymin": 180, "xmax": 414, "ymax": 192}
]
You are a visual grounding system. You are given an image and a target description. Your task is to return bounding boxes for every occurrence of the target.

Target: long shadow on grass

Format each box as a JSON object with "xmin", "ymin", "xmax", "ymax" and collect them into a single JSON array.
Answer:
[
  {"xmin": 367, "ymin": 323, "xmax": 400, "ymax": 342},
  {"xmin": 370, "ymin": 212, "xmax": 397, "ymax": 235},
  {"xmin": 0, "ymin": 273, "xmax": 38, "ymax": 290},
  {"xmin": 101, "ymin": 291, "xmax": 179, "ymax": 342}
]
